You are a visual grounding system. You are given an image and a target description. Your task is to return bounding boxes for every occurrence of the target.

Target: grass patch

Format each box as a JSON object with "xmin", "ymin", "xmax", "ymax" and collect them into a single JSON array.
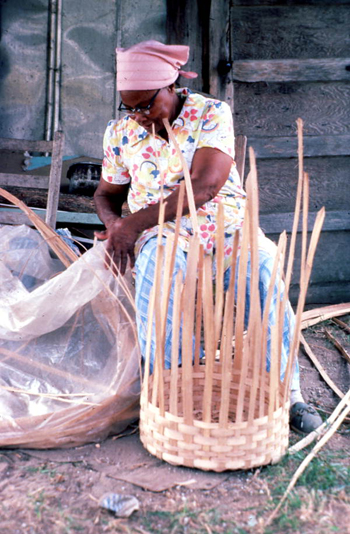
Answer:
[
  {"xmin": 136, "ymin": 507, "xmax": 248, "ymax": 534},
  {"xmin": 258, "ymin": 449, "xmax": 350, "ymax": 533},
  {"xmin": 262, "ymin": 449, "xmax": 350, "ymax": 496}
]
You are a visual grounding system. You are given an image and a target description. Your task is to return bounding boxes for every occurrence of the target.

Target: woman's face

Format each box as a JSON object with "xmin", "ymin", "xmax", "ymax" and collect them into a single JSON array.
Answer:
[{"xmin": 119, "ymin": 86, "xmax": 178, "ymax": 134}]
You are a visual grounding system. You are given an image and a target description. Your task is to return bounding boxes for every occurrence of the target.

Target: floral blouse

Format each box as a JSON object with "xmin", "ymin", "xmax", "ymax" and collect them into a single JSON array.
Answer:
[{"xmin": 101, "ymin": 88, "xmax": 246, "ymax": 271}]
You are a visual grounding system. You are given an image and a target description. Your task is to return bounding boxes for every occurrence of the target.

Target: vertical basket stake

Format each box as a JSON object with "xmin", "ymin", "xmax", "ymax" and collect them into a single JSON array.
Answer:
[
  {"xmin": 234, "ymin": 193, "xmax": 250, "ymax": 423},
  {"xmin": 181, "ymin": 234, "xmax": 200, "ymax": 425},
  {"xmin": 202, "ymin": 254, "xmax": 216, "ymax": 424},
  {"xmin": 219, "ymin": 230, "xmax": 240, "ymax": 426},
  {"xmin": 194, "ymin": 245, "xmax": 204, "ymax": 370},
  {"xmin": 151, "ymin": 200, "xmax": 167, "ymax": 411},
  {"xmin": 214, "ymin": 201, "xmax": 225, "ymax": 350},
  {"xmin": 169, "ymin": 270, "xmax": 184, "ymax": 416},
  {"xmin": 258, "ymin": 231, "xmax": 287, "ymax": 418},
  {"xmin": 245, "ymin": 150, "xmax": 262, "ymax": 424}
]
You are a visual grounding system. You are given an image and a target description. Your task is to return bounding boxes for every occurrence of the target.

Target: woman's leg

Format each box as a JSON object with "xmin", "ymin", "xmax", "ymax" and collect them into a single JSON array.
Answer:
[
  {"xmin": 135, "ymin": 237, "xmax": 187, "ymax": 373},
  {"xmin": 223, "ymin": 249, "xmax": 301, "ymax": 391}
]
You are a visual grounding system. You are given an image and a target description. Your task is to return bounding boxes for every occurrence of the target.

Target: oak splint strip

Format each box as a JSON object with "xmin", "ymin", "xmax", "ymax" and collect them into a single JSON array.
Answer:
[
  {"xmin": 163, "ymin": 119, "xmax": 199, "ymax": 233},
  {"xmin": 267, "ymin": 388, "xmax": 350, "ymax": 527},
  {"xmin": 233, "ymin": 199, "xmax": 249, "ymax": 374},
  {"xmin": 141, "ymin": 284, "xmax": 155, "ymax": 406},
  {"xmin": 285, "ymin": 206, "xmax": 325, "ymax": 400},
  {"xmin": 301, "ymin": 304, "xmax": 350, "ymax": 329},
  {"xmin": 300, "ymin": 334, "xmax": 344, "ymax": 399},
  {"xmin": 194, "ymin": 245, "xmax": 204, "ymax": 370},
  {"xmin": 0, "ymin": 385, "xmax": 98, "ymax": 406},
  {"xmin": 259, "ymin": 232, "xmax": 287, "ymax": 418},
  {"xmin": 219, "ymin": 231, "xmax": 239, "ymax": 426},
  {"xmin": 324, "ymin": 329, "xmax": 350, "ymax": 365},
  {"xmin": 202, "ymin": 255, "xmax": 216, "ymax": 424},
  {"xmin": 234, "ymin": 203, "xmax": 251, "ymax": 424},
  {"xmin": 169, "ymin": 270, "xmax": 183, "ymax": 416},
  {"xmin": 245, "ymin": 154, "xmax": 262, "ymax": 424},
  {"xmin": 0, "ymin": 347, "xmax": 95, "ymax": 387},
  {"xmin": 214, "ymin": 202, "xmax": 225, "ymax": 348},
  {"xmin": 332, "ymin": 317, "xmax": 350, "ymax": 334},
  {"xmin": 0, "ymin": 187, "xmax": 77, "ymax": 266},
  {"xmin": 181, "ymin": 235, "xmax": 200, "ymax": 425}
]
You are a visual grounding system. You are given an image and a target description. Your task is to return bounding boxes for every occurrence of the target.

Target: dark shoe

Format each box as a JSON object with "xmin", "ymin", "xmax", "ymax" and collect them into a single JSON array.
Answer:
[{"xmin": 290, "ymin": 402, "xmax": 323, "ymax": 434}]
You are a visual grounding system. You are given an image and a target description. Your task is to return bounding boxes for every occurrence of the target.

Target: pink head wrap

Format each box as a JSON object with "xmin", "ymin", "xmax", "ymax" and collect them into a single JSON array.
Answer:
[{"xmin": 116, "ymin": 40, "xmax": 198, "ymax": 91}]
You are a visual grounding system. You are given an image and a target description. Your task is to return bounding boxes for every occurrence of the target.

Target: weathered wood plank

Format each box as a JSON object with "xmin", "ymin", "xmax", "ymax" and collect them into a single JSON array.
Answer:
[
  {"xmin": 0, "ymin": 206, "xmax": 102, "ymax": 226},
  {"xmin": 233, "ymin": 82, "xmax": 350, "ymax": 137},
  {"xmin": 231, "ymin": 6, "xmax": 350, "ymax": 60},
  {"xmin": 267, "ymin": 230, "xmax": 350, "ymax": 287},
  {"xmin": 209, "ymin": 0, "xmax": 234, "ymax": 107},
  {"xmin": 265, "ymin": 229, "xmax": 350, "ymax": 304},
  {"xmin": 248, "ymin": 134, "xmax": 350, "ymax": 159},
  {"xmin": 166, "ymin": 0, "xmax": 205, "ymax": 91},
  {"xmin": 46, "ymin": 130, "xmax": 65, "ymax": 228},
  {"xmin": 235, "ymin": 135, "xmax": 247, "ymax": 184},
  {"xmin": 0, "ymin": 174, "xmax": 50, "ymax": 188},
  {"xmin": 233, "ymin": 1, "xmax": 350, "ymax": 6},
  {"xmin": 259, "ymin": 210, "xmax": 350, "ymax": 234},
  {"xmin": 289, "ymin": 282, "xmax": 350, "ymax": 306},
  {"xmin": 254, "ymin": 157, "xmax": 350, "ymax": 214},
  {"xmin": 0, "ymin": 187, "xmax": 96, "ymax": 213},
  {"xmin": 0, "ymin": 138, "xmax": 54, "ymax": 152},
  {"xmin": 231, "ymin": 58, "xmax": 350, "ymax": 83}
]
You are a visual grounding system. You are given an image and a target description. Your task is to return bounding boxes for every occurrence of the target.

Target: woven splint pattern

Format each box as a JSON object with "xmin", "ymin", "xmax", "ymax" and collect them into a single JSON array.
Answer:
[{"xmin": 140, "ymin": 365, "xmax": 290, "ymax": 472}]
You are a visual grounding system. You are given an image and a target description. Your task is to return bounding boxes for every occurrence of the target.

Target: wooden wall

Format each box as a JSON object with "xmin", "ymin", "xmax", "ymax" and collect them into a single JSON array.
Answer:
[{"xmin": 167, "ymin": 0, "xmax": 350, "ymax": 304}]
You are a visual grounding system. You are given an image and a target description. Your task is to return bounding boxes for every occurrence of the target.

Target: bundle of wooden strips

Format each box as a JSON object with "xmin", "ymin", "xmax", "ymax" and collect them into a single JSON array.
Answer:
[{"xmin": 139, "ymin": 119, "xmax": 325, "ymax": 472}]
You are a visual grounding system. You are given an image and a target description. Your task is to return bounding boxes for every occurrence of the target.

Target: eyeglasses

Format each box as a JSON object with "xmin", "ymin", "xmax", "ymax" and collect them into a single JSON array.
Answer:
[{"xmin": 118, "ymin": 88, "xmax": 161, "ymax": 115}]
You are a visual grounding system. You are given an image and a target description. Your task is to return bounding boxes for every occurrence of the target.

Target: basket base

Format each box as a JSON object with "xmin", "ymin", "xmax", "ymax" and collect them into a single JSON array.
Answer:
[{"xmin": 140, "ymin": 366, "xmax": 290, "ymax": 472}]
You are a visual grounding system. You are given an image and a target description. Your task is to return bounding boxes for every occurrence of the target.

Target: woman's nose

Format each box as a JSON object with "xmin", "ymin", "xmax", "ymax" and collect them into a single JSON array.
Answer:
[
  {"xmin": 130, "ymin": 111, "xmax": 142, "ymax": 120},
  {"xmin": 131, "ymin": 112, "xmax": 148, "ymax": 125}
]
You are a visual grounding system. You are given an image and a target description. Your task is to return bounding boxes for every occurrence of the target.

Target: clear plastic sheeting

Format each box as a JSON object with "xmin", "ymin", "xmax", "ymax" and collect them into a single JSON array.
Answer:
[{"xmin": 0, "ymin": 225, "xmax": 140, "ymax": 448}]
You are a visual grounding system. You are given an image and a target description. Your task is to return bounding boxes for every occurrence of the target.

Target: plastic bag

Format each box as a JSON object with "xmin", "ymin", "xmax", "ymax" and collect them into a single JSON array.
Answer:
[{"xmin": 0, "ymin": 225, "xmax": 140, "ymax": 448}]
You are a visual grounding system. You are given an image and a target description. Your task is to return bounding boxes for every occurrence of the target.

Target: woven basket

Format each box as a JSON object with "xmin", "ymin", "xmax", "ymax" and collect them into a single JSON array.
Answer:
[
  {"xmin": 140, "ymin": 364, "xmax": 289, "ymax": 472},
  {"xmin": 139, "ymin": 125, "xmax": 324, "ymax": 472}
]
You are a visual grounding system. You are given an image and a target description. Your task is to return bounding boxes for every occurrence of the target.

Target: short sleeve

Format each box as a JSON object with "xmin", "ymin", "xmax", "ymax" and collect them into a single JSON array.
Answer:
[
  {"xmin": 101, "ymin": 121, "xmax": 131, "ymax": 185},
  {"xmin": 197, "ymin": 101, "xmax": 235, "ymax": 160}
]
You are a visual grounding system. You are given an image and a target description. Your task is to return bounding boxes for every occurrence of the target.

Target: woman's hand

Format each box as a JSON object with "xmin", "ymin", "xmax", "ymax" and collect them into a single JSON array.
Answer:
[{"xmin": 95, "ymin": 217, "xmax": 139, "ymax": 275}]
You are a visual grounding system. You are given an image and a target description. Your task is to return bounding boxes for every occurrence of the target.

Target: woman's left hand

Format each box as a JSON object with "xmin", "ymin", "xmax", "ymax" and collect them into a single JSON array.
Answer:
[{"xmin": 95, "ymin": 217, "xmax": 139, "ymax": 275}]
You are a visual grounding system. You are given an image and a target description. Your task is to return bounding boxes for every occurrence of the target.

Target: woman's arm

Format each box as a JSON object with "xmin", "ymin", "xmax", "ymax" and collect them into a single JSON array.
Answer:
[
  {"xmin": 94, "ymin": 147, "xmax": 232, "ymax": 275},
  {"xmin": 94, "ymin": 179, "xmax": 129, "ymax": 227}
]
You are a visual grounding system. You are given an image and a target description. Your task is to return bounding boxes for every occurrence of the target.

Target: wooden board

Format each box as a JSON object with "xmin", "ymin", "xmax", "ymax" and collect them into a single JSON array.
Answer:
[
  {"xmin": 253, "ymin": 157, "xmax": 350, "ymax": 214},
  {"xmin": 267, "ymin": 230, "xmax": 350, "ymax": 286},
  {"xmin": 290, "ymin": 281, "xmax": 350, "ymax": 305},
  {"xmin": 233, "ymin": 82, "xmax": 350, "ymax": 138},
  {"xmin": 0, "ymin": 206, "xmax": 102, "ymax": 227},
  {"xmin": 233, "ymin": 1, "xmax": 350, "ymax": 6},
  {"xmin": 166, "ymin": 0, "xmax": 206, "ymax": 91},
  {"xmin": 248, "ymin": 134, "xmax": 350, "ymax": 159},
  {"xmin": 264, "ymin": 231, "xmax": 350, "ymax": 305},
  {"xmin": 230, "ymin": 6, "xmax": 350, "ymax": 60},
  {"xmin": 231, "ymin": 58, "xmax": 350, "ymax": 83},
  {"xmin": 260, "ymin": 210, "xmax": 350, "ymax": 234}
]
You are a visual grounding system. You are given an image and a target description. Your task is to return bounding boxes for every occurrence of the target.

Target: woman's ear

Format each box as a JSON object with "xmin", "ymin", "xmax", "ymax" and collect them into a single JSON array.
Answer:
[{"xmin": 167, "ymin": 84, "xmax": 175, "ymax": 93}]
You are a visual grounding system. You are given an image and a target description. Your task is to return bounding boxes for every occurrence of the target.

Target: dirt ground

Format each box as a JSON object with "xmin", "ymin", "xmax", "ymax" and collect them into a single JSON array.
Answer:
[{"xmin": 0, "ymin": 314, "xmax": 349, "ymax": 534}]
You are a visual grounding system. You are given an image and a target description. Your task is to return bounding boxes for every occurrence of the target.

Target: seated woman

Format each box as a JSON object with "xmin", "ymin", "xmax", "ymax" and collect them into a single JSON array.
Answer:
[{"xmin": 94, "ymin": 40, "xmax": 322, "ymax": 434}]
